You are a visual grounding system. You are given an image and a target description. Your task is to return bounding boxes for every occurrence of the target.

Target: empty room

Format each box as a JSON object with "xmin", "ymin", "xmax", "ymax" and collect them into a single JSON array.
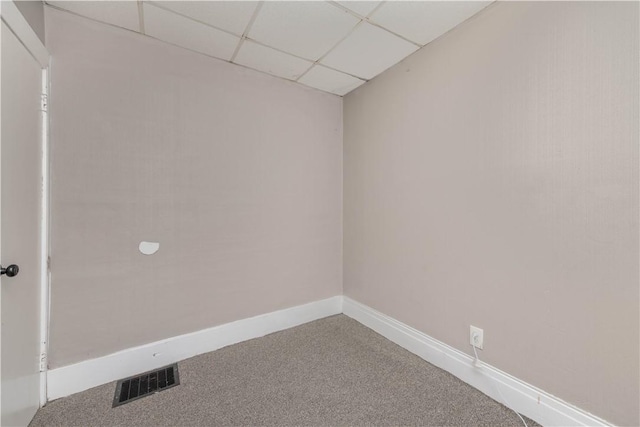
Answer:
[{"xmin": 1, "ymin": 0, "xmax": 638, "ymax": 426}]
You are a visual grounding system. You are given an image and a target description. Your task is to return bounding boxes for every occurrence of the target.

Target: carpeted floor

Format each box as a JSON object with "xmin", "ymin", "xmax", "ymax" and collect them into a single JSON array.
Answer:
[{"xmin": 30, "ymin": 315, "xmax": 538, "ymax": 426}]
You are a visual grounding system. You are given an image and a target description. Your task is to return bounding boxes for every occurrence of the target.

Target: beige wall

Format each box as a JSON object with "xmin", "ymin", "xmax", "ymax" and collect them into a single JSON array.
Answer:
[
  {"xmin": 344, "ymin": 2, "xmax": 638, "ymax": 425},
  {"xmin": 46, "ymin": 8, "xmax": 342, "ymax": 368}
]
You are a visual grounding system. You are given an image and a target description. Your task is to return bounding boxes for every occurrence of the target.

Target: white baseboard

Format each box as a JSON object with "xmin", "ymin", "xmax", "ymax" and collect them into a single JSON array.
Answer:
[
  {"xmin": 342, "ymin": 297, "xmax": 612, "ymax": 427},
  {"xmin": 47, "ymin": 296, "xmax": 343, "ymax": 401},
  {"xmin": 47, "ymin": 295, "xmax": 613, "ymax": 427}
]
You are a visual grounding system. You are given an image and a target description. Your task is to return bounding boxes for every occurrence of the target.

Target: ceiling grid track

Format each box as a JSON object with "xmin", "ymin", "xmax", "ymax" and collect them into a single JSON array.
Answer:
[
  {"xmin": 230, "ymin": 1, "xmax": 264, "ymax": 64},
  {"xmin": 146, "ymin": 1, "xmax": 243, "ymax": 38},
  {"xmin": 44, "ymin": 0, "xmax": 495, "ymax": 96},
  {"xmin": 294, "ymin": 21, "xmax": 364, "ymax": 83},
  {"xmin": 295, "ymin": 1, "xmax": 389, "ymax": 83}
]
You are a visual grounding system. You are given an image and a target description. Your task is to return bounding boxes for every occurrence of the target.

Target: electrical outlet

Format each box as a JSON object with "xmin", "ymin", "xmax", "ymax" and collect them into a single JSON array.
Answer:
[{"xmin": 470, "ymin": 325, "xmax": 484, "ymax": 349}]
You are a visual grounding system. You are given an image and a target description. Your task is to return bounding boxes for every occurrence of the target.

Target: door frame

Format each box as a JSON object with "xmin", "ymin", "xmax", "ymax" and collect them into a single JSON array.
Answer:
[
  {"xmin": 0, "ymin": 0, "xmax": 50, "ymax": 408},
  {"xmin": 38, "ymin": 66, "xmax": 50, "ymax": 407}
]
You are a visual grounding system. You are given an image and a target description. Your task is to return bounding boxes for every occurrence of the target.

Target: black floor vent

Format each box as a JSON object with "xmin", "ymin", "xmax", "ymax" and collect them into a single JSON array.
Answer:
[{"xmin": 113, "ymin": 364, "xmax": 179, "ymax": 407}]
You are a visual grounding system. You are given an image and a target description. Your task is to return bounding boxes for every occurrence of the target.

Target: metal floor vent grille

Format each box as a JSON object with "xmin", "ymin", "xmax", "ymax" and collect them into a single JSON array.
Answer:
[{"xmin": 113, "ymin": 364, "xmax": 179, "ymax": 407}]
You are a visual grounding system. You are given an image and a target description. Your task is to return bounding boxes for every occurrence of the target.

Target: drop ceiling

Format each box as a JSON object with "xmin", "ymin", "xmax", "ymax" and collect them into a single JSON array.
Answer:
[{"xmin": 45, "ymin": 1, "xmax": 492, "ymax": 96}]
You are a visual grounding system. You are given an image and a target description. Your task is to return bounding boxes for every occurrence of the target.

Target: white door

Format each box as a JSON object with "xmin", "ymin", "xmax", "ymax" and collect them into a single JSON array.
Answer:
[{"xmin": 0, "ymin": 18, "xmax": 45, "ymax": 427}]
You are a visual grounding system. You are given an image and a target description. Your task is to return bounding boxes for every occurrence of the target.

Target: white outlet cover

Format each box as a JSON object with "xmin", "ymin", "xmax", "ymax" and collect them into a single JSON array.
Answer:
[
  {"xmin": 139, "ymin": 241, "xmax": 160, "ymax": 255},
  {"xmin": 470, "ymin": 325, "xmax": 484, "ymax": 349}
]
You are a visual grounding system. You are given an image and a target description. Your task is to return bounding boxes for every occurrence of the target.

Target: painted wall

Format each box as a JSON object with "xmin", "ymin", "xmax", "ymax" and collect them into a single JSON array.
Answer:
[
  {"xmin": 343, "ymin": 2, "xmax": 638, "ymax": 425},
  {"xmin": 45, "ymin": 8, "xmax": 343, "ymax": 368},
  {"xmin": 14, "ymin": 0, "xmax": 45, "ymax": 44}
]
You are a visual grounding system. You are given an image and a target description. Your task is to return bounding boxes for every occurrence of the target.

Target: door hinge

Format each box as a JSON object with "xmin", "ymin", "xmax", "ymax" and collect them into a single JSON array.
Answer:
[
  {"xmin": 47, "ymin": 256, "xmax": 51, "ymax": 272},
  {"xmin": 40, "ymin": 93, "xmax": 48, "ymax": 112},
  {"xmin": 39, "ymin": 351, "xmax": 47, "ymax": 372}
]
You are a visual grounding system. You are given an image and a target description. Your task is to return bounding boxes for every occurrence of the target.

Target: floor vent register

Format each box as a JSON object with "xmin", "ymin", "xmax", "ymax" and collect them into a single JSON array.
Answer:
[{"xmin": 113, "ymin": 364, "xmax": 180, "ymax": 407}]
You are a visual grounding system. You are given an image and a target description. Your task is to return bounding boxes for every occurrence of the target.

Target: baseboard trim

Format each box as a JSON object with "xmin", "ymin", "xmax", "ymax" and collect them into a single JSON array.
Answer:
[
  {"xmin": 47, "ymin": 295, "xmax": 614, "ymax": 426},
  {"xmin": 47, "ymin": 296, "xmax": 343, "ymax": 401},
  {"xmin": 342, "ymin": 297, "xmax": 612, "ymax": 427}
]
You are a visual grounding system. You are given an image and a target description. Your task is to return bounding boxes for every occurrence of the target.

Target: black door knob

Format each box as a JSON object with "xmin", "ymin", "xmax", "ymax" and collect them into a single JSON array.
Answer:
[{"xmin": 1, "ymin": 264, "xmax": 19, "ymax": 277}]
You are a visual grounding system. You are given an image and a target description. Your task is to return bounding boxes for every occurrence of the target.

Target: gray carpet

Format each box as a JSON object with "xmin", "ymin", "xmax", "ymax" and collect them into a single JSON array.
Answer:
[{"xmin": 31, "ymin": 315, "xmax": 538, "ymax": 426}]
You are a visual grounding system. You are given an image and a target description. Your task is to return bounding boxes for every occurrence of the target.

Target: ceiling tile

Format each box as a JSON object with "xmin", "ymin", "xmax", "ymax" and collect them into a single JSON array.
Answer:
[
  {"xmin": 298, "ymin": 65, "xmax": 365, "ymax": 96},
  {"xmin": 248, "ymin": 1, "xmax": 359, "ymax": 61},
  {"xmin": 234, "ymin": 40, "xmax": 313, "ymax": 81},
  {"xmin": 147, "ymin": 1, "xmax": 259, "ymax": 36},
  {"xmin": 335, "ymin": 1, "xmax": 381, "ymax": 18},
  {"xmin": 321, "ymin": 22, "xmax": 418, "ymax": 80},
  {"xmin": 47, "ymin": 1, "xmax": 140, "ymax": 32},
  {"xmin": 370, "ymin": 1, "xmax": 492, "ymax": 45},
  {"xmin": 143, "ymin": 3, "xmax": 240, "ymax": 60}
]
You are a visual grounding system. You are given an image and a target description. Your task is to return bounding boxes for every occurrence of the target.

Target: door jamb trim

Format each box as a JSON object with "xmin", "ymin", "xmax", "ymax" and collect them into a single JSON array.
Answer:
[{"xmin": 38, "ymin": 67, "xmax": 51, "ymax": 406}]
